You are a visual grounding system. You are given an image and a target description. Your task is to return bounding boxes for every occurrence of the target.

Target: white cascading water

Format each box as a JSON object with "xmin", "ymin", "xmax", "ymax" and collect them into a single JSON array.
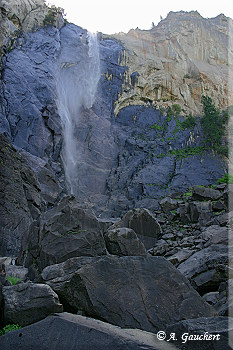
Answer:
[{"xmin": 56, "ymin": 32, "xmax": 100, "ymax": 195}]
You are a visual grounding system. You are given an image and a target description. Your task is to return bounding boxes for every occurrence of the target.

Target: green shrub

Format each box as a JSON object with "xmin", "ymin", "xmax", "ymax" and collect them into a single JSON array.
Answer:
[
  {"xmin": 183, "ymin": 189, "xmax": 193, "ymax": 200},
  {"xmin": 180, "ymin": 114, "xmax": 196, "ymax": 130},
  {"xmin": 43, "ymin": 12, "xmax": 56, "ymax": 26},
  {"xmin": 167, "ymin": 104, "xmax": 182, "ymax": 118},
  {"xmin": 149, "ymin": 123, "xmax": 163, "ymax": 131},
  {"xmin": 6, "ymin": 275, "xmax": 21, "ymax": 285},
  {"xmin": 217, "ymin": 174, "xmax": 233, "ymax": 185},
  {"xmin": 184, "ymin": 74, "xmax": 191, "ymax": 79},
  {"xmin": 0, "ymin": 324, "xmax": 21, "ymax": 336}
]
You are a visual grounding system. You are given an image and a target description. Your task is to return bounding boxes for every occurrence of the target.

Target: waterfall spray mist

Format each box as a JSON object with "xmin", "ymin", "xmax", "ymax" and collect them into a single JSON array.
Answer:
[{"xmin": 56, "ymin": 31, "xmax": 100, "ymax": 195}]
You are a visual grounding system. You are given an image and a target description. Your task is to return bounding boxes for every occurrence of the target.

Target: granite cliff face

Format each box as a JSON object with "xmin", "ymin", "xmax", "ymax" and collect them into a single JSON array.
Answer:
[
  {"xmin": 112, "ymin": 11, "xmax": 233, "ymax": 116},
  {"xmin": 0, "ymin": 0, "xmax": 63, "ymax": 57},
  {"xmin": 0, "ymin": 3, "xmax": 232, "ymax": 348}
]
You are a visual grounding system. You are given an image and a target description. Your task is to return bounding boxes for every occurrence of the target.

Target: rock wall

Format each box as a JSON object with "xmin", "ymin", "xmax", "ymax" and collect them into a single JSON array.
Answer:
[
  {"xmin": 0, "ymin": 0, "xmax": 63, "ymax": 57},
  {"xmin": 111, "ymin": 11, "xmax": 233, "ymax": 115}
]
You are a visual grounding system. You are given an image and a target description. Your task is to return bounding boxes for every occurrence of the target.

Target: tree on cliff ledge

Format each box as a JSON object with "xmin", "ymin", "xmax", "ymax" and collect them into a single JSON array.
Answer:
[{"xmin": 201, "ymin": 95, "xmax": 228, "ymax": 155}]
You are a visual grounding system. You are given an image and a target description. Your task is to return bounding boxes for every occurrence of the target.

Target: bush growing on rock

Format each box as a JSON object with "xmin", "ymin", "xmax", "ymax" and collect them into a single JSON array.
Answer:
[
  {"xmin": 180, "ymin": 114, "xmax": 196, "ymax": 130},
  {"xmin": 6, "ymin": 276, "xmax": 21, "ymax": 286},
  {"xmin": 201, "ymin": 95, "xmax": 228, "ymax": 155},
  {"xmin": 217, "ymin": 173, "xmax": 233, "ymax": 184},
  {"xmin": 0, "ymin": 324, "xmax": 21, "ymax": 336}
]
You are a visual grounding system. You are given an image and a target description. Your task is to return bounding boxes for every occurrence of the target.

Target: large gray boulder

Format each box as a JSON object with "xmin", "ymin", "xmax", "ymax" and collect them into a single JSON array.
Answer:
[
  {"xmin": 201, "ymin": 225, "xmax": 228, "ymax": 246},
  {"xmin": 5, "ymin": 265, "xmax": 28, "ymax": 281},
  {"xmin": 160, "ymin": 197, "xmax": 178, "ymax": 213},
  {"xmin": 20, "ymin": 196, "xmax": 107, "ymax": 271},
  {"xmin": 0, "ymin": 312, "xmax": 178, "ymax": 350},
  {"xmin": 104, "ymin": 228, "xmax": 147, "ymax": 256},
  {"xmin": 2, "ymin": 282, "xmax": 63, "ymax": 326},
  {"xmin": 191, "ymin": 185, "xmax": 222, "ymax": 201},
  {"xmin": 178, "ymin": 245, "xmax": 228, "ymax": 293},
  {"xmin": 111, "ymin": 208, "xmax": 162, "ymax": 249},
  {"xmin": 166, "ymin": 317, "xmax": 233, "ymax": 350},
  {"xmin": 41, "ymin": 255, "xmax": 216, "ymax": 333},
  {"xmin": 178, "ymin": 201, "xmax": 213, "ymax": 225}
]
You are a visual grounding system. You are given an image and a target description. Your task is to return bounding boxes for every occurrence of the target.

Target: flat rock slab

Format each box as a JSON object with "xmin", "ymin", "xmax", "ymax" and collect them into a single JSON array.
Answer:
[
  {"xmin": 2, "ymin": 282, "xmax": 63, "ymax": 326},
  {"xmin": 0, "ymin": 312, "xmax": 179, "ymax": 350},
  {"xmin": 166, "ymin": 316, "xmax": 233, "ymax": 350},
  {"xmin": 41, "ymin": 255, "xmax": 216, "ymax": 333}
]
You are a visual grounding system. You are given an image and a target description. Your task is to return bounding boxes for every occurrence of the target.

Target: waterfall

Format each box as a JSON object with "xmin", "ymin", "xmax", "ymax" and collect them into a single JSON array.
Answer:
[{"xmin": 56, "ymin": 31, "xmax": 100, "ymax": 195}]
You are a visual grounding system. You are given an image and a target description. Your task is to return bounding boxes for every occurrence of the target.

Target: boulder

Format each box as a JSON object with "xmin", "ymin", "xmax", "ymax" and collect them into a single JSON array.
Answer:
[
  {"xmin": 202, "ymin": 292, "xmax": 219, "ymax": 306},
  {"xmin": 177, "ymin": 203, "xmax": 191, "ymax": 223},
  {"xmin": 41, "ymin": 255, "xmax": 216, "ymax": 333},
  {"xmin": 191, "ymin": 186, "xmax": 222, "ymax": 201},
  {"xmin": 148, "ymin": 239, "xmax": 169, "ymax": 256},
  {"xmin": 201, "ymin": 225, "xmax": 228, "ymax": 246},
  {"xmin": 0, "ymin": 257, "xmax": 14, "ymax": 266},
  {"xmin": 20, "ymin": 196, "xmax": 107, "ymax": 271},
  {"xmin": 160, "ymin": 197, "xmax": 178, "ymax": 213},
  {"xmin": 216, "ymin": 211, "xmax": 232, "ymax": 226},
  {"xmin": 166, "ymin": 317, "xmax": 233, "ymax": 350},
  {"xmin": 178, "ymin": 245, "xmax": 228, "ymax": 293},
  {"xmin": 178, "ymin": 201, "xmax": 213, "ymax": 225},
  {"xmin": 111, "ymin": 208, "xmax": 162, "ymax": 249},
  {"xmin": 0, "ymin": 312, "xmax": 178, "ymax": 350},
  {"xmin": 212, "ymin": 200, "xmax": 226, "ymax": 212},
  {"xmin": 5, "ymin": 265, "xmax": 28, "ymax": 281},
  {"xmin": 213, "ymin": 280, "xmax": 233, "ymax": 316},
  {"xmin": 104, "ymin": 228, "xmax": 147, "ymax": 256},
  {"xmin": 2, "ymin": 282, "xmax": 63, "ymax": 326}
]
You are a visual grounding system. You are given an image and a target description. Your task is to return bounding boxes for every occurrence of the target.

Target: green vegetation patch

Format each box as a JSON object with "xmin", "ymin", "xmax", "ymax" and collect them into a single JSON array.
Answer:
[
  {"xmin": 43, "ymin": 12, "xmax": 56, "ymax": 26},
  {"xmin": 201, "ymin": 95, "xmax": 228, "ymax": 155},
  {"xmin": 180, "ymin": 114, "xmax": 196, "ymax": 130},
  {"xmin": 183, "ymin": 189, "xmax": 193, "ymax": 199},
  {"xmin": 61, "ymin": 229, "xmax": 88, "ymax": 237},
  {"xmin": 6, "ymin": 275, "xmax": 21, "ymax": 285},
  {"xmin": 167, "ymin": 104, "xmax": 182, "ymax": 118},
  {"xmin": 0, "ymin": 324, "xmax": 21, "ymax": 336},
  {"xmin": 217, "ymin": 174, "xmax": 233, "ymax": 185},
  {"xmin": 153, "ymin": 145, "xmax": 206, "ymax": 160}
]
